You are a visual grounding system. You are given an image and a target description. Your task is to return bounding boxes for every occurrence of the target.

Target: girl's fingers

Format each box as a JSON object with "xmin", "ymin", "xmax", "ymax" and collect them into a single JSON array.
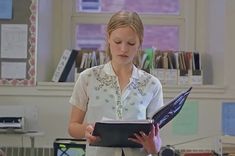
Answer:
[
  {"xmin": 128, "ymin": 137, "xmax": 141, "ymax": 144},
  {"xmin": 85, "ymin": 124, "xmax": 97, "ymax": 144},
  {"xmin": 155, "ymin": 124, "xmax": 160, "ymax": 135}
]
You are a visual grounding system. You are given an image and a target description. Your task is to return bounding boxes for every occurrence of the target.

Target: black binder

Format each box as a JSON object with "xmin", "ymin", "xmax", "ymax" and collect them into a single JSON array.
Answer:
[
  {"xmin": 90, "ymin": 87, "xmax": 192, "ymax": 148},
  {"xmin": 52, "ymin": 49, "xmax": 78, "ymax": 82}
]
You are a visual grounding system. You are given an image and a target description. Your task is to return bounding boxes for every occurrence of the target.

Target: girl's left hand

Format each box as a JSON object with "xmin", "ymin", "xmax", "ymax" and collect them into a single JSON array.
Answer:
[{"xmin": 128, "ymin": 124, "xmax": 161, "ymax": 154}]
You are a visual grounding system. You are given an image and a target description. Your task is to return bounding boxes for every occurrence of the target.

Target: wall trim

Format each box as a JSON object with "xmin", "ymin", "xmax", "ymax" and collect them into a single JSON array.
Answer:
[{"xmin": 0, "ymin": 82, "xmax": 232, "ymax": 100}]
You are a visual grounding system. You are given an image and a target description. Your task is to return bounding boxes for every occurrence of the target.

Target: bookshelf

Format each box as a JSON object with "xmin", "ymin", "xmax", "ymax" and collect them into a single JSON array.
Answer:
[{"xmin": 71, "ymin": 49, "xmax": 202, "ymax": 86}]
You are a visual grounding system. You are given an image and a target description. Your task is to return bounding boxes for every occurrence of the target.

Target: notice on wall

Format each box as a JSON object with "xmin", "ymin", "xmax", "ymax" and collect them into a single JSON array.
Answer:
[
  {"xmin": 0, "ymin": 0, "xmax": 13, "ymax": 19},
  {"xmin": 222, "ymin": 102, "xmax": 235, "ymax": 136},
  {"xmin": 1, "ymin": 62, "xmax": 26, "ymax": 79},
  {"xmin": 1, "ymin": 24, "xmax": 28, "ymax": 58},
  {"xmin": 172, "ymin": 101, "xmax": 198, "ymax": 135}
]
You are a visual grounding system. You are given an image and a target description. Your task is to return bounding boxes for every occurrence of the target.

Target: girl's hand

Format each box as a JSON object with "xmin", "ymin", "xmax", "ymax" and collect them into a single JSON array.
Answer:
[
  {"xmin": 128, "ymin": 124, "xmax": 161, "ymax": 154},
  {"xmin": 85, "ymin": 124, "xmax": 101, "ymax": 144}
]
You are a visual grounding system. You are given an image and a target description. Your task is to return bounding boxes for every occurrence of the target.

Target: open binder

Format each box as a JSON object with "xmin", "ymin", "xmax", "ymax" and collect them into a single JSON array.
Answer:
[{"xmin": 90, "ymin": 87, "xmax": 192, "ymax": 148}]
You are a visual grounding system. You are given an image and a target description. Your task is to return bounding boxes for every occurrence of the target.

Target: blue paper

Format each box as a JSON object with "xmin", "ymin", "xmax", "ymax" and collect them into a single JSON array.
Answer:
[
  {"xmin": 222, "ymin": 102, "xmax": 235, "ymax": 136},
  {"xmin": 0, "ymin": 0, "xmax": 13, "ymax": 19}
]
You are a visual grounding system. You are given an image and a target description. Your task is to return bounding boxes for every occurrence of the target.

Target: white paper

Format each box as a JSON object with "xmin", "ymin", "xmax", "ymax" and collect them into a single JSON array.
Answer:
[
  {"xmin": 1, "ymin": 24, "xmax": 28, "ymax": 58},
  {"xmin": 0, "ymin": 123, "xmax": 22, "ymax": 128},
  {"xmin": 1, "ymin": 62, "xmax": 26, "ymax": 79}
]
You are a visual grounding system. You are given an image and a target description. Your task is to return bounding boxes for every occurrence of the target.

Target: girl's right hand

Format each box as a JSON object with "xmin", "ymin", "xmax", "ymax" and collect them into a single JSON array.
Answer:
[{"xmin": 85, "ymin": 124, "xmax": 100, "ymax": 144}]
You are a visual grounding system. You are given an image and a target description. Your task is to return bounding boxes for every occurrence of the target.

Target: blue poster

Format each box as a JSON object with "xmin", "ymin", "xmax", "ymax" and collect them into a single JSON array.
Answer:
[
  {"xmin": 0, "ymin": 0, "xmax": 13, "ymax": 19},
  {"xmin": 222, "ymin": 102, "xmax": 235, "ymax": 136}
]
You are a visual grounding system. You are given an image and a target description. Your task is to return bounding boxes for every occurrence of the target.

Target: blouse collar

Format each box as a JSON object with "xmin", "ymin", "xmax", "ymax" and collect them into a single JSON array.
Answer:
[{"xmin": 103, "ymin": 61, "xmax": 139, "ymax": 79}]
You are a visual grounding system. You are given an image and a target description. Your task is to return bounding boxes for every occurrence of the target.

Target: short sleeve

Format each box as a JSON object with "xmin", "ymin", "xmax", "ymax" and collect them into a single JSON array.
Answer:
[
  {"xmin": 146, "ymin": 78, "xmax": 164, "ymax": 119},
  {"xmin": 69, "ymin": 70, "xmax": 90, "ymax": 111}
]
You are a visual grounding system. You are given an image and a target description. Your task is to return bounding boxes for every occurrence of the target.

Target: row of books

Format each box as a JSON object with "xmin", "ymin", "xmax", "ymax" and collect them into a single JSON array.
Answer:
[
  {"xmin": 52, "ymin": 49, "xmax": 202, "ymax": 85},
  {"xmin": 52, "ymin": 49, "xmax": 109, "ymax": 82},
  {"xmin": 149, "ymin": 50, "xmax": 203, "ymax": 85}
]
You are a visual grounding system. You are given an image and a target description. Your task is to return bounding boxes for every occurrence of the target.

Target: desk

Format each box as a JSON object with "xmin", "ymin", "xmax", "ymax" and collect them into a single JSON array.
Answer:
[{"xmin": 0, "ymin": 131, "xmax": 44, "ymax": 156}]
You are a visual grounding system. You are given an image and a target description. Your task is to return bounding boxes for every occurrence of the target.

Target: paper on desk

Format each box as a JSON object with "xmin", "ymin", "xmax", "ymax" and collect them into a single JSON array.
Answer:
[{"xmin": 1, "ymin": 24, "xmax": 28, "ymax": 58}]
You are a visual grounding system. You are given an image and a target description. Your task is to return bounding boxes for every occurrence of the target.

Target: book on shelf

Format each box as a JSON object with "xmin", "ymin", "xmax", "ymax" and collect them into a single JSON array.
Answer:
[
  {"xmin": 52, "ymin": 49, "xmax": 78, "ymax": 82},
  {"xmin": 90, "ymin": 87, "xmax": 192, "ymax": 148}
]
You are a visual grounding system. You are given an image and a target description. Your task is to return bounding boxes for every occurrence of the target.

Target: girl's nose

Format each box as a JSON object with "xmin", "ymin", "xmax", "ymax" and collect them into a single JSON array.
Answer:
[{"xmin": 120, "ymin": 43, "xmax": 128, "ymax": 52}]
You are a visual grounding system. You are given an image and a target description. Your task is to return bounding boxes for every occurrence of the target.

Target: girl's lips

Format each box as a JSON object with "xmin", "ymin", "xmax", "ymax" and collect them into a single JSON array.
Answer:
[{"xmin": 118, "ymin": 54, "xmax": 128, "ymax": 57}]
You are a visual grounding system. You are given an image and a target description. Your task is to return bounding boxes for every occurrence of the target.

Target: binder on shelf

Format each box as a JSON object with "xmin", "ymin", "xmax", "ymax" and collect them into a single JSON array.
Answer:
[
  {"xmin": 52, "ymin": 49, "xmax": 78, "ymax": 82},
  {"xmin": 150, "ymin": 50, "xmax": 165, "ymax": 84},
  {"xmin": 189, "ymin": 70, "xmax": 203, "ymax": 85},
  {"xmin": 150, "ymin": 68, "xmax": 166, "ymax": 85},
  {"xmin": 151, "ymin": 51, "xmax": 178, "ymax": 85},
  {"xmin": 74, "ymin": 50, "xmax": 108, "ymax": 81},
  {"xmin": 165, "ymin": 69, "xmax": 178, "ymax": 85},
  {"xmin": 178, "ymin": 52, "xmax": 190, "ymax": 85},
  {"xmin": 178, "ymin": 70, "xmax": 190, "ymax": 85},
  {"xmin": 74, "ymin": 50, "xmax": 91, "ymax": 81},
  {"xmin": 150, "ymin": 50, "xmax": 203, "ymax": 86},
  {"xmin": 141, "ymin": 48, "xmax": 154, "ymax": 73},
  {"xmin": 90, "ymin": 87, "xmax": 192, "ymax": 148},
  {"xmin": 165, "ymin": 52, "xmax": 178, "ymax": 85},
  {"xmin": 190, "ymin": 52, "xmax": 203, "ymax": 85}
]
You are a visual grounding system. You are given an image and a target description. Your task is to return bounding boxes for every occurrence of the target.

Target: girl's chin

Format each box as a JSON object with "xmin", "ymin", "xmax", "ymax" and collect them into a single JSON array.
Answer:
[
  {"xmin": 115, "ymin": 61, "xmax": 132, "ymax": 66},
  {"xmin": 112, "ymin": 56, "xmax": 133, "ymax": 64}
]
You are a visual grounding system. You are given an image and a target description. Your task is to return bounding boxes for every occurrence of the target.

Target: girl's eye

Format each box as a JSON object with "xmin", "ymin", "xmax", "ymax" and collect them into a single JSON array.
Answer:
[
  {"xmin": 114, "ymin": 41, "xmax": 121, "ymax": 44},
  {"xmin": 128, "ymin": 43, "xmax": 135, "ymax": 46}
]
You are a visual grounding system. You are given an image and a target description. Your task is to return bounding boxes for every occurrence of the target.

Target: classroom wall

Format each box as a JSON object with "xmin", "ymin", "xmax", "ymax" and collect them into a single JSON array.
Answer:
[
  {"xmin": 0, "ymin": 0, "xmax": 235, "ymax": 151},
  {"xmin": 37, "ymin": 0, "xmax": 54, "ymax": 81}
]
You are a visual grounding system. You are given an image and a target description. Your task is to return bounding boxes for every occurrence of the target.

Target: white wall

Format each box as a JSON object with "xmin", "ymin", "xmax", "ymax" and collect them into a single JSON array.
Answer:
[
  {"xmin": 37, "ymin": 0, "xmax": 54, "ymax": 81},
  {"xmin": 1, "ymin": 0, "xmax": 235, "ymax": 151},
  {"xmin": 224, "ymin": 0, "xmax": 235, "ymax": 89}
]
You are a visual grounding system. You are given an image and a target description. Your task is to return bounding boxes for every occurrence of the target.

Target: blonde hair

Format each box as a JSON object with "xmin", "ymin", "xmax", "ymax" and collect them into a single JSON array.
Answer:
[{"xmin": 105, "ymin": 10, "xmax": 144, "ymax": 67}]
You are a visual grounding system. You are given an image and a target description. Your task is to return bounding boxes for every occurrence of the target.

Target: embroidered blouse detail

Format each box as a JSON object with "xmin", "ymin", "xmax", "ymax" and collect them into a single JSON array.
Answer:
[
  {"xmin": 128, "ymin": 72, "xmax": 151, "ymax": 96},
  {"xmin": 92, "ymin": 65, "xmax": 123, "ymax": 119}
]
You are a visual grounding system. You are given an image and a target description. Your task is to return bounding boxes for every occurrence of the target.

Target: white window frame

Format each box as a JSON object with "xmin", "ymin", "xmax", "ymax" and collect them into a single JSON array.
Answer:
[{"xmin": 58, "ymin": 0, "xmax": 196, "ymax": 56}]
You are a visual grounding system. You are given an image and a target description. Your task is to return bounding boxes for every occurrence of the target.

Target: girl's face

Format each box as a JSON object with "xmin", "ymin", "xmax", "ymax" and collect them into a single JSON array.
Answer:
[{"xmin": 108, "ymin": 26, "xmax": 140, "ymax": 66}]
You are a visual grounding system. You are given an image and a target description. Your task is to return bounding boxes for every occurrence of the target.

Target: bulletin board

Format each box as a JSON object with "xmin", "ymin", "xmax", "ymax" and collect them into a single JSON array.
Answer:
[{"xmin": 0, "ymin": 0, "xmax": 37, "ymax": 86}]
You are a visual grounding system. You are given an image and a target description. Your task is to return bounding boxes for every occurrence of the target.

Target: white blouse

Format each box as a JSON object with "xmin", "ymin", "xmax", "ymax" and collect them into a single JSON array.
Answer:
[{"xmin": 69, "ymin": 62, "xmax": 163, "ymax": 156}]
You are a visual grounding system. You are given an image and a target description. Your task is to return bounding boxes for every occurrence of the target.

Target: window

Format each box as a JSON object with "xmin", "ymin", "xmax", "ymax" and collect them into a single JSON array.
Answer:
[
  {"xmin": 143, "ymin": 26, "xmax": 179, "ymax": 50},
  {"xmin": 61, "ymin": 0, "xmax": 195, "ymax": 52},
  {"xmin": 79, "ymin": 0, "xmax": 101, "ymax": 12},
  {"xmin": 77, "ymin": 0, "xmax": 180, "ymax": 14},
  {"xmin": 76, "ymin": 24, "xmax": 106, "ymax": 50}
]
